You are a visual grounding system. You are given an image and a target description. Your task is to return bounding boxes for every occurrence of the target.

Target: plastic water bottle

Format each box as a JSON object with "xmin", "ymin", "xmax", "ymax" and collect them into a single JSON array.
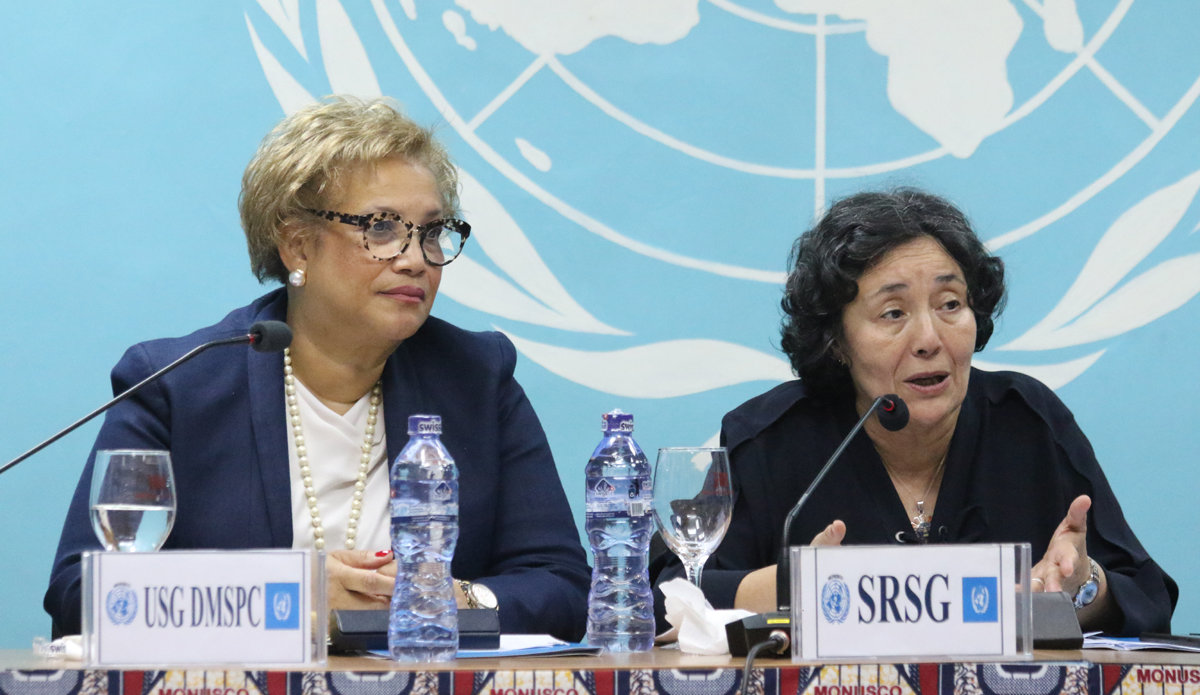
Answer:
[
  {"xmin": 388, "ymin": 414, "xmax": 459, "ymax": 662},
  {"xmin": 585, "ymin": 409, "xmax": 655, "ymax": 652}
]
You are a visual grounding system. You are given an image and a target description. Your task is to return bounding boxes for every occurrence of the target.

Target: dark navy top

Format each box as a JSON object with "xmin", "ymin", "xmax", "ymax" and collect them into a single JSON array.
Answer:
[
  {"xmin": 45, "ymin": 289, "xmax": 590, "ymax": 640},
  {"xmin": 654, "ymin": 368, "xmax": 1176, "ymax": 636}
]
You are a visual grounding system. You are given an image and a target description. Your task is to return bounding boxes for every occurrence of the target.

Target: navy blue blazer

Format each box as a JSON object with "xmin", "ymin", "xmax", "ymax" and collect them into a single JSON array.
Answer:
[{"xmin": 45, "ymin": 289, "xmax": 590, "ymax": 640}]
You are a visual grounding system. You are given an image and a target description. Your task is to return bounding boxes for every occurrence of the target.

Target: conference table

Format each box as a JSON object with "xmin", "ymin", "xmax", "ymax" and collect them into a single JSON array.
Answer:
[{"xmin": 1, "ymin": 648, "xmax": 1197, "ymax": 695}]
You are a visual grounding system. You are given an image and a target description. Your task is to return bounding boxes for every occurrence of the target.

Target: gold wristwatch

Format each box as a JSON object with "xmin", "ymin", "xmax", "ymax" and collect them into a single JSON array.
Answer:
[{"xmin": 458, "ymin": 580, "xmax": 499, "ymax": 610}]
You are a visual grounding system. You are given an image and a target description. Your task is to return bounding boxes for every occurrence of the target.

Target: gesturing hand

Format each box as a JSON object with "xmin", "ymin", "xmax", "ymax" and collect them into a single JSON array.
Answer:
[
  {"xmin": 732, "ymin": 520, "xmax": 848, "ymax": 613},
  {"xmin": 1032, "ymin": 495, "xmax": 1092, "ymax": 595},
  {"xmin": 810, "ymin": 520, "xmax": 847, "ymax": 547}
]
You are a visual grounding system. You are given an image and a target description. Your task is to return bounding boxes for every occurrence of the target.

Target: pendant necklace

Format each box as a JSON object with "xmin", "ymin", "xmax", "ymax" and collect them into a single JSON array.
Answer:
[{"xmin": 884, "ymin": 454, "xmax": 947, "ymax": 542}]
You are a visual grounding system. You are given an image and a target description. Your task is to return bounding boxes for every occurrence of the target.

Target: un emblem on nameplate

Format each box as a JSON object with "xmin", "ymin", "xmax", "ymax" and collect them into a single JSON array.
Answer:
[
  {"xmin": 820, "ymin": 574, "xmax": 851, "ymax": 624},
  {"xmin": 105, "ymin": 582, "xmax": 137, "ymax": 626},
  {"xmin": 791, "ymin": 544, "xmax": 1031, "ymax": 661},
  {"xmin": 265, "ymin": 582, "xmax": 301, "ymax": 630},
  {"xmin": 963, "ymin": 576, "xmax": 1000, "ymax": 623}
]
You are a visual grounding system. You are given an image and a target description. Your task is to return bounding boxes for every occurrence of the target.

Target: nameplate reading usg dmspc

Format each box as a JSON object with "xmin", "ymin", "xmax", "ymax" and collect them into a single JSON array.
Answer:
[{"xmin": 82, "ymin": 549, "xmax": 324, "ymax": 666}]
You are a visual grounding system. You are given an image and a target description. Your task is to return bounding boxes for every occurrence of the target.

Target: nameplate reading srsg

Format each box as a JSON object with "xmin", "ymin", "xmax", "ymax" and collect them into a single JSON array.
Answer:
[
  {"xmin": 82, "ymin": 550, "xmax": 325, "ymax": 667},
  {"xmin": 789, "ymin": 543, "xmax": 1032, "ymax": 662}
]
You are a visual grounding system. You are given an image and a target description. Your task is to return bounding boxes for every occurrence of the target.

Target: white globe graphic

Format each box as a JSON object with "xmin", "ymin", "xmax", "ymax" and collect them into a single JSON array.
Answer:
[
  {"xmin": 242, "ymin": 0, "xmax": 1200, "ymax": 420},
  {"xmin": 242, "ymin": 0, "xmax": 1188, "ymax": 394},
  {"xmin": 243, "ymin": 0, "xmax": 1200, "ymax": 632}
]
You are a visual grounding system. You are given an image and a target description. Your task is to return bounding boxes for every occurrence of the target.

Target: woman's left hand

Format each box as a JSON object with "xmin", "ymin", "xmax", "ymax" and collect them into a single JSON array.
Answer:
[
  {"xmin": 1030, "ymin": 494, "xmax": 1118, "ymax": 631},
  {"xmin": 327, "ymin": 549, "xmax": 394, "ymax": 609},
  {"xmin": 1031, "ymin": 494, "xmax": 1092, "ymax": 594},
  {"xmin": 374, "ymin": 559, "xmax": 471, "ymax": 608}
]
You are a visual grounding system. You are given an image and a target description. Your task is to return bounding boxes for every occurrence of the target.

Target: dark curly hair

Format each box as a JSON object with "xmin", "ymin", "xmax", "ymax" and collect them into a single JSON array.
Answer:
[{"xmin": 780, "ymin": 189, "xmax": 1006, "ymax": 398}]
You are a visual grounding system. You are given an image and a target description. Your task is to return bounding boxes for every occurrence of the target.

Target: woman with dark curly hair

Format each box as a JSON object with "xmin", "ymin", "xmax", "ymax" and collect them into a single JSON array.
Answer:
[{"xmin": 656, "ymin": 189, "xmax": 1175, "ymax": 636}]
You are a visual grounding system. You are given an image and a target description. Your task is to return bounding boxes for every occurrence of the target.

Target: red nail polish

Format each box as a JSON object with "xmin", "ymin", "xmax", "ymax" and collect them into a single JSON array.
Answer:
[{"xmin": 375, "ymin": 550, "xmax": 391, "ymax": 558}]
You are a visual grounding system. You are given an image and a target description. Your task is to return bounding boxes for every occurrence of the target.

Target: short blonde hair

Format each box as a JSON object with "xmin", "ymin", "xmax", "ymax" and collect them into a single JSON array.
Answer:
[{"xmin": 239, "ymin": 95, "xmax": 460, "ymax": 284}]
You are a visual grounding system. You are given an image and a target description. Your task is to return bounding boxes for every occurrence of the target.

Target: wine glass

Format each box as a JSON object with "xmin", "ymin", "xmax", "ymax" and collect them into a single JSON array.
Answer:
[
  {"xmin": 89, "ymin": 449, "xmax": 176, "ymax": 552},
  {"xmin": 652, "ymin": 447, "xmax": 733, "ymax": 588}
]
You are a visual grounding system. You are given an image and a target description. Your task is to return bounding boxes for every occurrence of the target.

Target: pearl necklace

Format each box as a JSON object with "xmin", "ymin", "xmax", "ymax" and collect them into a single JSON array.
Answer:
[{"xmin": 284, "ymin": 347, "xmax": 382, "ymax": 551}]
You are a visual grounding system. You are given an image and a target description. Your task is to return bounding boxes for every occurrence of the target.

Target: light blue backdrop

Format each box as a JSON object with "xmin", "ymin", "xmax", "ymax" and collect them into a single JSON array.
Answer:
[{"xmin": 1, "ymin": 1, "xmax": 1196, "ymax": 647}]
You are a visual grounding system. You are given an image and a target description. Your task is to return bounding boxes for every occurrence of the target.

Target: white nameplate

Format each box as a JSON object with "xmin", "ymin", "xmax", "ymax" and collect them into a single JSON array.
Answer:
[
  {"xmin": 83, "ymin": 550, "xmax": 324, "ymax": 666},
  {"xmin": 790, "ymin": 543, "xmax": 1031, "ymax": 661}
]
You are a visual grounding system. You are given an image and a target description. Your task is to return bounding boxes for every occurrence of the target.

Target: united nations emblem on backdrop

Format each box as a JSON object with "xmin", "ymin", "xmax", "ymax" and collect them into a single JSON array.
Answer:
[
  {"xmin": 240, "ymin": 3, "xmax": 1200, "ymax": 635},
  {"xmin": 820, "ymin": 574, "xmax": 851, "ymax": 624},
  {"xmin": 105, "ymin": 582, "xmax": 137, "ymax": 625}
]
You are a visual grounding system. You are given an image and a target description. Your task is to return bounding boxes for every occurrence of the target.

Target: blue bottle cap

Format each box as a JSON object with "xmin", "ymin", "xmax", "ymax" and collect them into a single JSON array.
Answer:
[
  {"xmin": 407, "ymin": 414, "xmax": 442, "ymax": 436},
  {"xmin": 602, "ymin": 409, "xmax": 634, "ymax": 434}
]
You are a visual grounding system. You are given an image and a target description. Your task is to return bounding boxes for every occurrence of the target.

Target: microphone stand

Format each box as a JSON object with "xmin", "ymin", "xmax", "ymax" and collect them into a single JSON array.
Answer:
[
  {"xmin": 727, "ymin": 394, "xmax": 907, "ymax": 656},
  {"xmin": 1, "ymin": 322, "xmax": 290, "ymax": 476},
  {"xmin": 776, "ymin": 395, "xmax": 895, "ymax": 612}
]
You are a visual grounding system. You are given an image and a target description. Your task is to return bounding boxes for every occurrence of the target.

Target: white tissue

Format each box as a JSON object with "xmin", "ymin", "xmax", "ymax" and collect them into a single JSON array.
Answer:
[
  {"xmin": 660, "ymin": 577, "xmax": 754, "ymax": 655},
  {"xmin": 33, "ymin": 634, "xmax": 82, "ymax": 660}
]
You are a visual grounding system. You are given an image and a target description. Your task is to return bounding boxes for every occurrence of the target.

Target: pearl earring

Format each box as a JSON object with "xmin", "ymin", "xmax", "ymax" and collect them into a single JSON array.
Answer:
[{"xmin": 288, "ymin": 268, "xmax": 306, "ymax": 287}]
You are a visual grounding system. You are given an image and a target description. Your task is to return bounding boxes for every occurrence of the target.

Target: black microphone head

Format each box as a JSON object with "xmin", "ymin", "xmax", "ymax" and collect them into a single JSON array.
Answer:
[
  {"xmin": 877, "ymin": 395, "xmax": 909, "ymax": 431},
  {"xmin": 248, "ymin": 321, "xmax": 293, "ymax": 353}
]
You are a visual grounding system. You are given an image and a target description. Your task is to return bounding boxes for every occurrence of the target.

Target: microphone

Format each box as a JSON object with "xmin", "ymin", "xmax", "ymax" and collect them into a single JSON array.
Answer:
[
  {"xmin": 726, "ymin": 394, "xmax": 908, "ymax": 656},
  {"xmin": 877, "ymin": 395, "xmax": 909, "ymax": 432},
  {"xmin": 0, "ymin": 320, "xmax": 291, "ymax": 476},
  {"xmin": 248, "ymin": 320, "xmax": 293, "ymax": 353}
]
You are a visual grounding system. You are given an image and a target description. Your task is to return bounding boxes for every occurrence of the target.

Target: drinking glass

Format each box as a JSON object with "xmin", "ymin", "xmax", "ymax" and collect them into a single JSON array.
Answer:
[
  {"xmin": 89, "ymin": 449, "xmax": 176, "ymax": 552},
  {"xmin": 652, "ymin": 447, "xmax": 733, "ymax": 588}
]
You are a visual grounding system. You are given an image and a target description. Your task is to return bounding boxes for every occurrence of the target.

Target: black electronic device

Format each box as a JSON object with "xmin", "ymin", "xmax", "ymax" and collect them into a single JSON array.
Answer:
[
  {"xmin": 1031, "ymin": 591, "xmax": 1083, "ymax": 649},
  {"xmin": 725, "ymin": 611, "xmax": 792, "ymax": 657},
  {"xmin": 329, "ymin": 608, "xmax": 501, "ymax": 653}
]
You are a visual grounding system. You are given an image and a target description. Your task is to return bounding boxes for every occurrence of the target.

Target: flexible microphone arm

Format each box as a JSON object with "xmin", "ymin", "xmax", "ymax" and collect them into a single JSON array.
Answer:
[
  {"xmin": 0, "ymin": 320, "xmax": 291, "ymax": 476},
  {"xmin": 775, "ymin": 394, "xmax": 908, "ymax": 612},
  {"xmin": 728, "ymin": 394, "xmax": 909, "ymax": 656}
]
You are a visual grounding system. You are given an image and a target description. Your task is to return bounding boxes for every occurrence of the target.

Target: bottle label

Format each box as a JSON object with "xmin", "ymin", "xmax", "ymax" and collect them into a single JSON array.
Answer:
[
  {"xmin": 406, "ymin": 413, "xmax": 443, "ymax": 436},
  {"xmin": 585, "ymin": 476, "xmax": 652, "ymax": 518},
  {"xmin": 390, "ymin": 501, "xmax": 459, "ymax": 522},
  {"xmin": 601, "ymin": 412, "xmax": 635, "ymax": 433}
]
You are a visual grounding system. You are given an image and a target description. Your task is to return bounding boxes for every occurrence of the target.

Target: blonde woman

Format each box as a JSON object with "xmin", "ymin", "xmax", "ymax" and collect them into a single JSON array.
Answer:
[{"xmin": 46, "ymin": 97, "xmax": 589, "ymax": 640}]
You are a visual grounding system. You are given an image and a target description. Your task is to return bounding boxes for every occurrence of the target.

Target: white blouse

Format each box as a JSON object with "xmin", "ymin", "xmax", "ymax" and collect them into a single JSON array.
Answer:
[{"xmin": 285, "ymin": 377, "xmax": 391, "ymax": 552}]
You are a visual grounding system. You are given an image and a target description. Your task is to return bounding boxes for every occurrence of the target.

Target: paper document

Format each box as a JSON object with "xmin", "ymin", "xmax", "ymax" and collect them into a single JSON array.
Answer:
[
  {"xmin": 457, "ymin": 634, "xmax": 601, "ymax": 658},
  {"xmin": 368, "ymin": 635, "xmax": 602, "ymax": 660},
  {"xmin": 1083, "ymin": 632, "xmax": 1200, "ymax": 652}
]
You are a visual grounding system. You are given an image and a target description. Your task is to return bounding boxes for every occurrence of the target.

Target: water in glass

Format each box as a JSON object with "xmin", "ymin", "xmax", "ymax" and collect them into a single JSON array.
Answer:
[{"xmin": 89, "ymin": 449, "xmax": 176, "ymax": 552}]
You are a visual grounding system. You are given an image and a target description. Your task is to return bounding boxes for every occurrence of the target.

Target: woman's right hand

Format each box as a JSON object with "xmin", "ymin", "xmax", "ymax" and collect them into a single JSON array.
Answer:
[
  {"xmin": 733, "ymin": 521, "xmax": 847, "ymax": 613},
  {"xmin": 811, "ymin": 520, "xmax": 847, "ymax": 547},
  {"xmin": 327, "ymin": 549, "xmax": 395, "ymax": 610}
]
